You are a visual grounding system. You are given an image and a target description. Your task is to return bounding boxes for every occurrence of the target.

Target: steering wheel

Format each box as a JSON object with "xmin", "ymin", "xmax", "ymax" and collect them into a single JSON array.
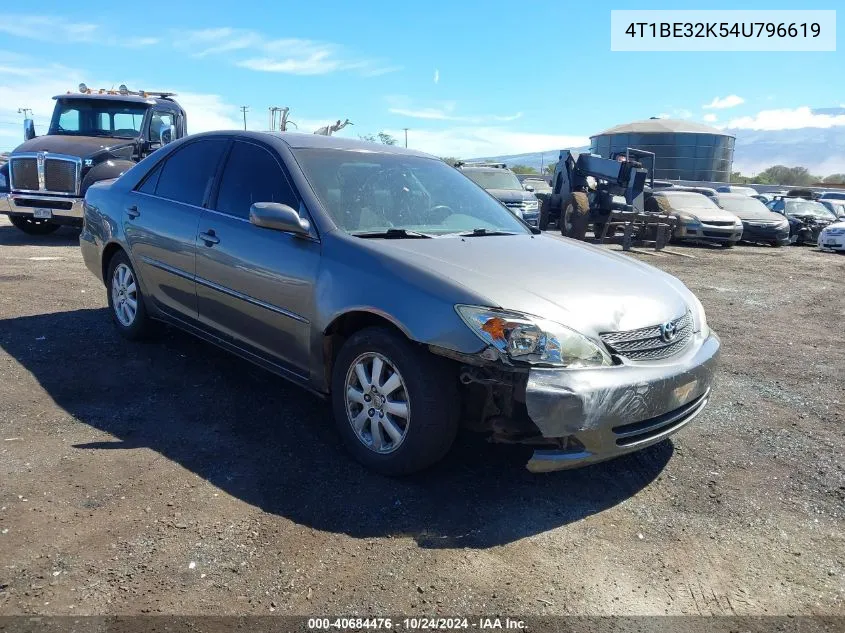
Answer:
[{"xmin": 428, "ymin": 204, "xmax": 454, "ymax": 223}]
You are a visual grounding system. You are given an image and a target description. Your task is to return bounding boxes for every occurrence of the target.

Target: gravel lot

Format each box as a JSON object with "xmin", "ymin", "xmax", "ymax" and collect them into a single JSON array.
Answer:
[{"xmin": 0, "ymin": 216, "xmax": 843, "ymax": 617}]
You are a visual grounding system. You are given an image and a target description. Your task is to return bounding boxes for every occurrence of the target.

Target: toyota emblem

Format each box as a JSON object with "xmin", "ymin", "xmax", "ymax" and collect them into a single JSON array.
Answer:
[{"xmin": 660, "ymin": 321, "xmax": 678, "ymax": 343}]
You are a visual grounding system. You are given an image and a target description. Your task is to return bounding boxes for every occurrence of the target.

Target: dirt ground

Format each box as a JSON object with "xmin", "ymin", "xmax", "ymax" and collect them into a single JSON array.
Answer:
[{"xmin": 0, "ymin": 215, "xmax": 843, "ymax": 617}]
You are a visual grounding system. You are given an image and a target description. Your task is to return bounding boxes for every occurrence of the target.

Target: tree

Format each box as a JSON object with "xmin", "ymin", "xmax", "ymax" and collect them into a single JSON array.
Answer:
[
  {"xmin": 755, "ymin": 165, "xmax": 818, "ymax": 187},
  {"xmin": 544, "ymin": 164, "xmax": 555, "ymax": 176},
  {"xmin": 822, "ymin": 173, "xmax": 845, "ymax": 185},
  {"xmin": 440, "ymin": 156, "xmax": 459, "ymax": 167},
  {"xmin": 510, "ymin": 164, "xmax": 537, "ymax": 175},
  {"xmin": 359, "ymin": 132, "xmax": 397, "ymax": 145}
]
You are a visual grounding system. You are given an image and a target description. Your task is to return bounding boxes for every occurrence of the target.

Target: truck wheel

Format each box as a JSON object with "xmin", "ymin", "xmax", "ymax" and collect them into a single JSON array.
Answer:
[
  {"xmin": 9, "ymin": 216, "xmax": 60, "ymax": 235},
  {"xmin": 562, "ymin": 192, "xmax": 590, "ymax": 240},
  {"xmin": 539, "ymin": 199, "xmax": 551, "ymax": 230},
  {"xmin": 331, "ymin": 327, "xmax": 459, "ymax": 476},
  {"xmin": 106, "ymin": 250, "xmax": 153, "ymax": 340}
]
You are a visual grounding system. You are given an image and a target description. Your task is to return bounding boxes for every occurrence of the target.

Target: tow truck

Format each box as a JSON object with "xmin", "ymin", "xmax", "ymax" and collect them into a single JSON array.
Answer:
[{"xmin": 0, "ymin": 84, "xmax": 187, "ymax": 235}]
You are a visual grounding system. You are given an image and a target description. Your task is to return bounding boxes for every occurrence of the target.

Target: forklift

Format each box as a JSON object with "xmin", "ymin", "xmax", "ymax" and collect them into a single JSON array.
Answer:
[{"xmin": 540, "ymin": 148, "xmax": 675, "ymax": 250}]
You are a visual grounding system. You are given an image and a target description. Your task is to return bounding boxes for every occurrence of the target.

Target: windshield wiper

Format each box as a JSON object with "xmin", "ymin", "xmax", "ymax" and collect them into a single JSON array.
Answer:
[
  {"xmin": 457, "ymin": 228, "xmax": 520, "ymax": 237},
  {"xmin": 353, "ymin": 228, "xmax": 435, "ymax": 239}
]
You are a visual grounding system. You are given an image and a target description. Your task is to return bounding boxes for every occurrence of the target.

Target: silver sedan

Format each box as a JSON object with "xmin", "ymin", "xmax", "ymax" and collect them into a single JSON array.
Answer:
[{"xmin": 80, "ymin": 132, "xmax": 720, "ymax": 475}]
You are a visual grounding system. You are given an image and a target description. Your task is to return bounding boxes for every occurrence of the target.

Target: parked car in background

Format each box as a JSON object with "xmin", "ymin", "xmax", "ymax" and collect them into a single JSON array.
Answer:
[
  {"xmin": 751, "ymin": 191, "xmax": 788, "ymax": 205},
  {"xmin": 520, "ymin": 176, "xmax": 551, "ymax": 202},
  {"xmin": 0, "ymin": 84, "xmax": 186, "ymax": 235},
  {"xmin": 456, "ymin": 162, "xmax": 540, "ymax": 228},
  {"xmin": 819, "ymin": 191, "xmax": 845, "ymax": 202},
  {"xmin": 80, "ymin": 131, "xmax": 719, "ymax": 475},
  {"xmin": 819, "ymin": 199, "xmax": 845, "ymax": 219},
  {"xmin": 716, "ymin": 193, "xmax": 790, "ymax": 246},
  {"xmin": 716, "ymin": 185, "xmax": 757, "ymax": 196},
  {"xmin": 646, "ymin": 190, "xmax": 743, "ymax": 247},
  {"xmin": 767, "ymin": 197, "xmax": 838, "ymax": 245},
  {"xmin": 817, "ymin": 219, "xmax": 845, "ymax": 252},
  {"xmin": 670, "ymin": 186, "xmax": 718, "ymax": 200}
]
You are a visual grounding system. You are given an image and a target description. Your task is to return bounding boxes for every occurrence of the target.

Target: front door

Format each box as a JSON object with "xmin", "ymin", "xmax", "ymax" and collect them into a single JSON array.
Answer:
[{"xmin": 194, "ymin": 140, "xmax": 320, "ymax": 376}]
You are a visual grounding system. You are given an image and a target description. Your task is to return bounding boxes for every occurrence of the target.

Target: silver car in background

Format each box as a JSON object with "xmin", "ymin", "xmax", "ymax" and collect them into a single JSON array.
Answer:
[{"xmin": 80, "ymin": 132, "xmax": 720, "ymax": 475}]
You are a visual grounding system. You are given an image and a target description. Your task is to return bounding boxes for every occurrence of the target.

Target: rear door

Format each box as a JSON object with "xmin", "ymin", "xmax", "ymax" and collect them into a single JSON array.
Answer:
[
  {"xmin": 126, "ymin": 138, "xmax": 229, "ymax": 320},
  {"xmin": 195, "ymin": 139, "xmax": 320, "ymax": 376}
]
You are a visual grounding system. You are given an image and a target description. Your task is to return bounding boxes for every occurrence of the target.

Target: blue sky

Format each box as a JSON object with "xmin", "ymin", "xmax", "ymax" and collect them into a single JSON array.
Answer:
[{"xmin": 1, "ymin": 0, "xmax": 843, "ymax": 157}]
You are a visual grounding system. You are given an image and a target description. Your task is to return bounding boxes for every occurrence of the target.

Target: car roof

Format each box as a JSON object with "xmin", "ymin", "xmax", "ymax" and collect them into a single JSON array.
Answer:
[
  {"xmin": 53, "ymin": 93, "xmax": 177, "ymax": 106},
  {"xmin": 268, "ymin": 132, "xmax": 435, "ymax": 157},
  {"xmin": 717, "ymin": 193, "xmax": 754, "ymax": 200}
]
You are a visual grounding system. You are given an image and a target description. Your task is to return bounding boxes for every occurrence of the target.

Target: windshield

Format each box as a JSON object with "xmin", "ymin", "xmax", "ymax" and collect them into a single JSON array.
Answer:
[
  {"xmin": 784, "ymin": 200, "xmax": 837, "ymax": 220},
  {"xmin": 717, "ymin": 196, "xmax": 772, "ymax": 216},
  {"xmin": 821, "ymin": 192, "xmax": 845, "ymax": 201},
  {"xmin": 463, "ymin": 169, "xmax": 523, "ymax": 191},
  {"xmin": 293, "ymin": 149, "xmax": 530, "ymax": 236},
  {"xmin": 49, "ymin": 98, "xmax": 148, "ymax": 138},
  {"xmin": 661, "ymin": 192, "xmax": 719, "ymax": 210}
]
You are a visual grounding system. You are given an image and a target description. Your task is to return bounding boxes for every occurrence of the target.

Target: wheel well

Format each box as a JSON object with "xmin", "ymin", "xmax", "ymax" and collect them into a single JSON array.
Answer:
[
  {"xmin": 322, "ymin": 311, "xmax": 409, "ymax": 389},
  {"xmin": 101, "ymin": 243, "xmax": 124, "ymax": 284}
]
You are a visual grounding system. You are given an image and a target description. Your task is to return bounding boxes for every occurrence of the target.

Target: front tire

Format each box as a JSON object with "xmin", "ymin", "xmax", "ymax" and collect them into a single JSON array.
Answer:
[
  {"xmin": 9, "ymin": 215, "xmax": 60, "ymax": 235},
  {"xmin": 561, "ymin": 192, "xmax": 590, "ymax": 240},
  {"xmin": 106, "ymin": 250, "xmax": 152, "ymax": 340},
  {"xmin": 331, "ymin": 327, "xmax": 459, "ymax": 475}
]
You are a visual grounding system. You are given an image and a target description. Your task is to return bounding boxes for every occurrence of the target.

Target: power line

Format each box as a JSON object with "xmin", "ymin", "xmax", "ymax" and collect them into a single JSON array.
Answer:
[{"xmin": 239, "ymin": 105, "xmax": 249, "ymax": 131}]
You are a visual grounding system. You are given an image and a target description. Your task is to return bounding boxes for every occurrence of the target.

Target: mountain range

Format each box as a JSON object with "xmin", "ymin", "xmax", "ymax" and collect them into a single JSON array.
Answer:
[{"xmin": 472, "ymin": 114, "xmax": 845, "ymax": 179}]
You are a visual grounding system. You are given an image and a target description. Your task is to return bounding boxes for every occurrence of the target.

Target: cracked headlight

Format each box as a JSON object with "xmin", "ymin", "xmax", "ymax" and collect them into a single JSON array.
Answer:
[{"xmin": 456, "ymin": 305, "xmax": 612, "ymax": 368}]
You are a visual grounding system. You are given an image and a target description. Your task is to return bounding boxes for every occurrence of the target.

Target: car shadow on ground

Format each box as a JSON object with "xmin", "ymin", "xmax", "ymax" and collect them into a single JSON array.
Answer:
[
  {"xmin": 0, "ymin": 308, "xmax": 673, "ymax": 549},
  {"xmin": 0, "ymin": 224, "xmax": 81, "ymax": 247}
]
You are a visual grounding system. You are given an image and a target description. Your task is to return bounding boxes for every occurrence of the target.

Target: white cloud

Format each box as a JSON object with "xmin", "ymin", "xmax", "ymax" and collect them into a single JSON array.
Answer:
[
  {"xmin": 382, "ymin": 126, "xmax": 588, "ymax": 158},
  {"xmin": 387, "ymin": 98, "xmax": 521, "ymax": 124},
  {"xmin": 0, "ymin": 15, "xmax": 158, "ymax": 47},
  {"xmin": 703, "ymin": 113, "xmax": 718, "ymax": 123},
  {"xmin": 434, "ymin": 69, "xmax": 439, "ymax": 84},
  {"xmin": 703, "ymin": 95, "xmax": 745, "ymax": 110},
  {"xmin": 178, "ymin": 28, "xmax": 397, "ymax": 77},
  {"xmin": 725, "ymin": 106, "xmax": 845, "ymax": 131}
]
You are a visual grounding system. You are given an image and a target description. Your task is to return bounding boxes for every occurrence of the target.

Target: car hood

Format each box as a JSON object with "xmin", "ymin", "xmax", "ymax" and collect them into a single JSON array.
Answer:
[
  {"xmin": 730, "ymin": 207, "xmax": 785, "ymax": 222},
  {"xmin": 13, "ymin": 135, "xmax": 135, "ymax": 159},
  {"xmin": 673, "ymin": 205, "xmax": 738, "ymax": 223},
  {"xmin": 485, "ymin": 189, "xmax": 536, "ymax": 204},
  {"xmin": 375, "ymin": 234, "xmax": 693, "ymax": 335}
]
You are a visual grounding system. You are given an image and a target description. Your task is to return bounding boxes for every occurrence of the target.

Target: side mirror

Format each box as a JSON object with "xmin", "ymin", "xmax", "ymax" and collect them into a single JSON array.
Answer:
[
  {"xmin": 23, "ymin": 119, "xmax": 35, "ymax": 141},
  {"xmin": 523, "ymin": 184, "xmax": 535, "ymax": 192},
  {"xmin": 249, "ymin": 202, "xmax": 310, "ymax": 236},
  {"xmin": 162, "ymin": 124, "xmax": 176, "ymax": 145}
]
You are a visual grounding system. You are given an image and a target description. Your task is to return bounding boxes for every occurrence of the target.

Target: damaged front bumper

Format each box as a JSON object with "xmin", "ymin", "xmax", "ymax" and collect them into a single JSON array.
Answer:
[{"xmin": 524, "ymin": 332, "xmax": 720, "ymax": 472}]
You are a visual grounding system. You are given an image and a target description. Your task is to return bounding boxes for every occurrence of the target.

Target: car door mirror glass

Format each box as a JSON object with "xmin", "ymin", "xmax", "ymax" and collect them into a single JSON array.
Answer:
[{"xmin": 249, "ymin": 202, "xmax": 310, "ymax": 235}]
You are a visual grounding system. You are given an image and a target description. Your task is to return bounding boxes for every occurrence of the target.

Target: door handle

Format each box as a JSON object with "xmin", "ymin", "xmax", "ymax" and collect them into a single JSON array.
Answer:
[
  {"xmin": 199, "ymin": 229, "xmax": 220, "ymax": 245},
  {"xmin": 126, "ymin": 205, "xmax": 140, "ymax": 219}
]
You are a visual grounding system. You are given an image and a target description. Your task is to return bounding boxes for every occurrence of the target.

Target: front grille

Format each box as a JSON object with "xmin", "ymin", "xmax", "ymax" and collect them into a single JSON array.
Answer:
[
  {"xmin": 9, "ymin": 155, "xmax": 79, "ymax": 194},
  {"xmin": 13, "ymin": 198, "xmax": 74, "ymax": 210},
  {"xmin": 600, "ymin": 310, "xmax": 693, "ymax": 361},
  {"xmin": 612, "ymin": 391, "xmax": 708, "ymax": 446},
  {"xmin": 44, "ymin": 159, "xmax": 77, "ymax": 193},
  {"xmin": 702, "ymin": 230, "xmax": 730, "ymax": 238},
  {"xmin": 703, "ymin": 220, "xmax": 735, "ymax": 227},
  {"xmin": 505, "ymin": 201, "xmax": 524, "ymax": 209},
  {"xmin": 10, "ymin": 158, "xmax": 38, "ymax": 190}
]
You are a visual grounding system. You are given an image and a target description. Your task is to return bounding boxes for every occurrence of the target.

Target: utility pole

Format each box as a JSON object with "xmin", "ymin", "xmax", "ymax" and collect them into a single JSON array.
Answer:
[
  {"xmin": 17, "ymin": 107, "xmax": 33, "ymax": 119},
  {"xmin": 402, "ymin": 128, "xmax": 409, "ymax": 148},
  {"xmin": 240, "ymin": 106, "xmax": 249, "ymax": 131}
]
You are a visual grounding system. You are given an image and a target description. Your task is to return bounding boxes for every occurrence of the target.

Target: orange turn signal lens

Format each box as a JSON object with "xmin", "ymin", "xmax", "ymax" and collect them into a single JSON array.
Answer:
[{"xmin": 481, "ymin": 317, "xmax": 509, "ymax": 341}]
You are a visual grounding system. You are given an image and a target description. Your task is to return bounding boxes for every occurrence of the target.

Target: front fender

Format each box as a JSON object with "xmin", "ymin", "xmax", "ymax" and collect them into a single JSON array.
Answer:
[{"xmin": 81, "ymin": 160, "xmax": 136, "ymax": 196}]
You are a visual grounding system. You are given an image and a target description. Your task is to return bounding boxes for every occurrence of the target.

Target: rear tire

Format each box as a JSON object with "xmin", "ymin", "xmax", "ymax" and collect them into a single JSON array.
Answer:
[
  {"xmin": 561, "ymin": 192, "xmax": 590, "ymax": 240},
  {"xmin": 539, "ymin": 198, "xmax": 550, "ymax": 230},
  {"xmin": 331, "ymin": 327, "xmax": 459, "ymax": 476},
  {"xmin": 9, "ymin": 215, "xmax": 60, "ymax": 235},
  {"xmin": 106, "ymin": 250, "xmax": 153, "ymax": 340}
]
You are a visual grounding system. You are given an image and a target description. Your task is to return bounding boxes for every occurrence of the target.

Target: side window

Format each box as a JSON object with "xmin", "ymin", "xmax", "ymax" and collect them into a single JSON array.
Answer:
[
  {"xmin": 155, "ymin": 139, "xmax": 228, "ymax": 207},
  {"xmin": 149, "ymin": 111, "xmax": 176, "ymax": 144},
  {"xmin": 215, "ymin": 141, "xmax": 298, "ymax": 219},
  {"xmin": 137, "ymin": 161, "xmax": 163, "ymax": 195}
]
